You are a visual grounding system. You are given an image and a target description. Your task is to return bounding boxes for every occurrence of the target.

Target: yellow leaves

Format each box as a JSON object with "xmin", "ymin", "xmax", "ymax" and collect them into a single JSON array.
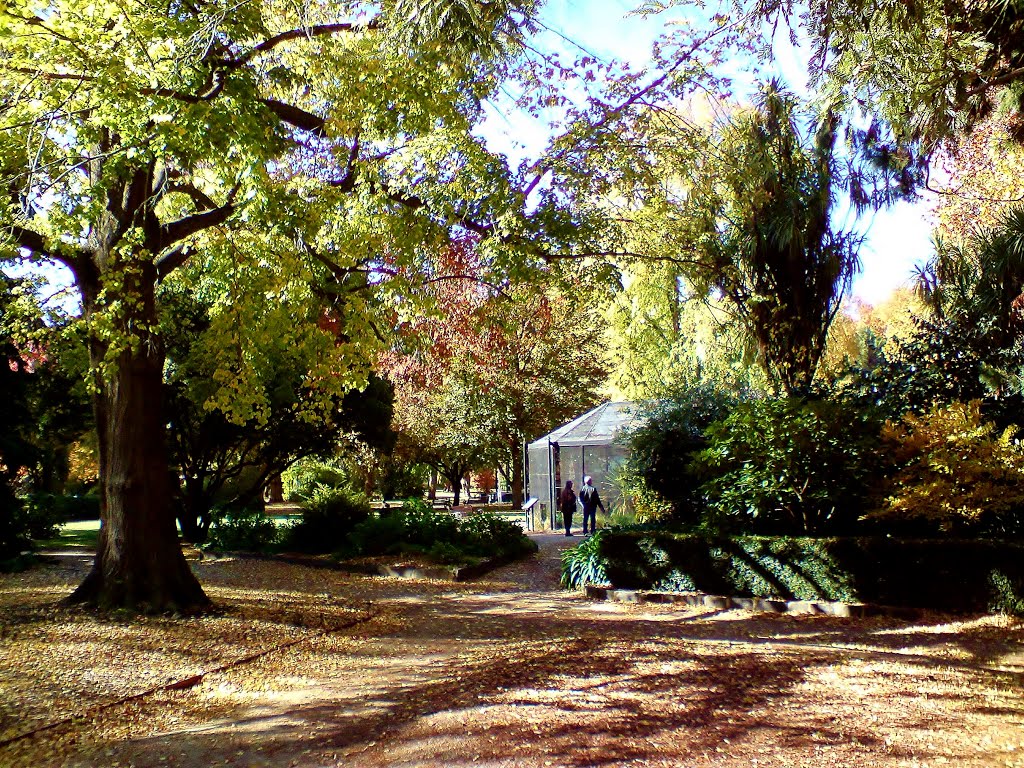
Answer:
[{"xmin": 874, "ymin": 399, "xmax": 1024, "ymax": 526}]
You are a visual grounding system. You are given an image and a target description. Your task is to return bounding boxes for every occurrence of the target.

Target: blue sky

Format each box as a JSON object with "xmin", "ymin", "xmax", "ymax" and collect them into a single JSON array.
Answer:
[
  {"xmin": 7, "ymin": 1, "xmax": 935, "ymax": 310},
  {"xmin": 482, "ymin": 0, "xmax": 936, "ymax": 305}
]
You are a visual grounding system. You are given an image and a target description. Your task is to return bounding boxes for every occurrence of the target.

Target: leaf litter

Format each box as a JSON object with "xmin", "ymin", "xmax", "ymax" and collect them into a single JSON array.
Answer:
[{"xmin": 0, "ymin": 542, "xmax": 1023, "ymax": 768}]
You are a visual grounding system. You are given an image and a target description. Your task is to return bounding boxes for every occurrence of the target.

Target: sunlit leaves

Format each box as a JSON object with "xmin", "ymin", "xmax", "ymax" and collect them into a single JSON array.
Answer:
[{"xmin": 873, "ymin": 400, "xmax": 1024, "ymax": 531}]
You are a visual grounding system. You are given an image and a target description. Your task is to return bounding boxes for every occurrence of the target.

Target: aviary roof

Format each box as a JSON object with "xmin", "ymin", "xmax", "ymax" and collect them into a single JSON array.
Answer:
[{"xmin": 528, "ymin": 401, "xmax": 639, "ymax": 449}]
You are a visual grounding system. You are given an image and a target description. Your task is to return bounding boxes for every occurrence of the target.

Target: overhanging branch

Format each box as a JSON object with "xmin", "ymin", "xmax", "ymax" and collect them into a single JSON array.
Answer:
[
  {"xmin": 263, "ymin": 99, "xmax": 328, "ymax": 137},
  {"xmin": 220, "ymin": 19, "xmax": 382, "ymax": 68}
]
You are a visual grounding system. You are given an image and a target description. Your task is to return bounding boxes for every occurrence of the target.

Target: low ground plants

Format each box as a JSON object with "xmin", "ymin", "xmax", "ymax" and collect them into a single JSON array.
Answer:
[
  {"xmin": 343, "ymin": 499, "xmax": 535, "ymax": 565},
  {"xmin": 204, "ymin": 508, "xmax": 281, "ymax": 553},
  {"xmin": 282, "ymin": 486, "xmax": 371, "ymax": 554},
  {"xmin": 561, "ymin": 529, "xmax": 1024, "ymax": 614}
]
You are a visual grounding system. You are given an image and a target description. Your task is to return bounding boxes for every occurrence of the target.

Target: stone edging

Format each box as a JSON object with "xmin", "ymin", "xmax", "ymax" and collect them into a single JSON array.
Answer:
[{"xmin": 585, "ymin": 585, "xmax": 920, "ymax": 618}]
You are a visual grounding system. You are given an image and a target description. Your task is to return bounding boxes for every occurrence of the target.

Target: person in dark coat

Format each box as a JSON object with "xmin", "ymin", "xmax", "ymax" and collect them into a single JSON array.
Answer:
[
  {"xmin": 559, "ymin": 480, "xmax": 577, "ymax": 536},
  {"xmin": 579, "ymin": 475, "xmax": 605, "ymax": 535}
]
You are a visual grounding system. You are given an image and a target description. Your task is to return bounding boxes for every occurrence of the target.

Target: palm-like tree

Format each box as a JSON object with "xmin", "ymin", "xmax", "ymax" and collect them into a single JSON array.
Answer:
[
  {"xmin": 687, "ymin": 83, "xmax": 863, "ymax": 396},
  {"xmin": 917, "ymin": 205, "xmax": 1024, "ymax": 348}
]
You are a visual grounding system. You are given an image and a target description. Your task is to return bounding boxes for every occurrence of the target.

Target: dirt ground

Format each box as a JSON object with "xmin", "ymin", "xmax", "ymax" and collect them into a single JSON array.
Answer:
[{"xmin": 2, "ymin": 533, "xmax": 1024, "ymax": 768}]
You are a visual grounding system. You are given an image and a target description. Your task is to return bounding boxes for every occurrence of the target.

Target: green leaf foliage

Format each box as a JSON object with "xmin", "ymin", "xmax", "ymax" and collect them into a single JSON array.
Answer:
[
  {"xmin": 744, "ymin": 0, "xmax": 1024, "ymax": 151},
  {"xmin": 620, "ymin": 383, "xmax": 739, "ymax": 523},
  {"xmin": 560, "ymin": 528, "xmax": 610, "ymax": 589},
  {"xmin": 562, "ymin": 530, "xmax": 1024, "ymax": 614},
  {"xmin": 205, "ymin": 509, "xmax": 282, "ymax": 554},
  {"xmin": 283, "ymin": 487, "xmax": 372, "ymax": 555},
  {"xmin": 839, "ymin": 314, "xmax": 1024, "ymax": 427},
  {"xmin": 344, "ymin": 499, "xmax": 535, "ymax": 563},
  {"xmin": 619, "ymin": 83, "xmax": 863, "ymax": 396},
  {"xmin": 693, "ymin": 397, "xmax": 885, "ymax": 535},
  {"xmin": 161, "ymin": 272, "xmax": 396, "ymax": 544}
]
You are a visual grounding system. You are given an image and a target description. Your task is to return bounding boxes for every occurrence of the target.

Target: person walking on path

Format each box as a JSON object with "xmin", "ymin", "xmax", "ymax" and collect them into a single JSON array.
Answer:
[
  {"xmin": 559, "ymin": 480, "xmax": 577, "ymax": 536},
  {"xmin": 579, "ymin": 475, "xmax": 605, "ymax": 535}
]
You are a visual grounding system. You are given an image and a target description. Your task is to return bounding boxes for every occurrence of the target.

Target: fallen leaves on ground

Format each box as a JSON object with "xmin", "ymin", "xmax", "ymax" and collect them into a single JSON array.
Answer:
[{"xmin": 1, "ymin": 542, "xmax": 1023, "ymax": 768}]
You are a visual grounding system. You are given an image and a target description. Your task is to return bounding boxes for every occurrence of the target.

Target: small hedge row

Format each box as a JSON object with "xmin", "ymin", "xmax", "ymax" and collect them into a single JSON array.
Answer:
[{"xmin": 562, "ymin": 530, "xmax": 1024, "ymax": 614}]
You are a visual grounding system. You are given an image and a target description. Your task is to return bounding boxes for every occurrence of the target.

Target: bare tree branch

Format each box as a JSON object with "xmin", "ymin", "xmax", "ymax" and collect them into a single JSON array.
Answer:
[
  {"xmin": 262, "ymin": 99, "xmax": 327, "ymax": 137},
  {"xmin": 5, "ymin": 223, "xmax": 50, "ymax": 256},
  {"xmin": 4, "ymin": 223, "xmax": 89, "ymax": 278},
  {"xmin": 219, "ymin": 19, "xmax": 382, "ymax": 68},
  {"xmin": 165, "ymin": 183, "xmax": 219, "ymax": 211},
  {"xmin": 156, "ymin": 200, "xmax": 236, "ymax": 271}
]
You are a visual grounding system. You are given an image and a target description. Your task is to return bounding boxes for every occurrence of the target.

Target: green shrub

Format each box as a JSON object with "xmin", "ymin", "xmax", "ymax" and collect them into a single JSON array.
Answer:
[
  {"xmin": 345, "ymin": 509, "xmax": 408, "ymax": 557},
  {"xmin": 0, "ymin": 492, "xmax": 92, "ymax": 566},
  {"xmin": 840, "ymin": 315, "xmax": 1024, "ymax": 426},
  {"xmin": 400, "ymin": 498, "xmax": 460, "ymax": 548},
  {"xmin": 621, "ymin": 384, "xmax": 738, "ymax": 523},
  {"xmin": 425, "ymin": 541, "xmax": 467, "ymax": 565},
  {"xmin": 282, "ymin": 458, "xmax": 350, "ymax": 502},
  {"xmin": 458, "ymin": 510, "xmax": 535, "ymax": 559},
  {"xmin": 205, "ymin": 508, "xmax": 280, "ymax": 553},
  {"xmin": 18, "ymin": 493, "xmax": 68, "ymax": 540},
  {"xmin": 284, "ymin": 486, "xmax": 371, "ymax": 554},
  {"xmin": 341, "ymin": 502, "xmax": 535, "ymax": 565},
  {"xmin": 1, "ymin": 489, "xmax": 33, "ymax": 569},
  {"xmin": 23, "ymin": 491, "xmax": 100, "ymax": 526},
  {"xmin": 694, "ymin": 398, "xmax": 884, "ymax": 535},
  {"xmin": 561, "ymin": 530, "xmax": 609, "ymax": 588},
  {"xmin": 561, "ymin": 530, "xmax": 1024, "ymax": 614}
]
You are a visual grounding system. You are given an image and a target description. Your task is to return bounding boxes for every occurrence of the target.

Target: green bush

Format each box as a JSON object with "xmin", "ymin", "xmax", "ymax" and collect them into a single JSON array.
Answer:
[
  {"xmin": 425, "ymin": 541, "xmax": 467, "ymax": 565},
  {"xmin": 694, "ymin": 397, "xmax": 884, "ymax": 535},
  {"xmin": 205, "ymin": 508, "xmax": 281, "ymax": 553},
  {"xmin": 345, "ymin": 509, "xmax": 408, "ymax": 556},
  {"xmin": 561, "ymin": 530, "xmax": 1024, "ymax": 615},
  {"xmin": 400, "ymin": 498, "xmax": 460, "ymax": 548},
  {"xmin": 1, "ymin": 489, "xmax": 33, "ymax": 569},
  {"xmin": 341, "ymin": 501, "xmax": 535, "ymax": 565},
  {"xmin": 561, "ymin": 530, "xmax": 609, "ymax": 588},
  {"xmin": 18, "ymin": 493, "xmax": 69, "ymax": 540},
  {"xmin": 284, "ymin": 486, "xmax": 371, "ymax": 554},
  {"xmin": 457, "ymin": 510, "xmax": 535, "ymax": 559},
  {"xmin": 621, "ymin": 384, "xmax": 738, "ymax": 523},
  {"xmin": 283, "ymin": 458, "xmax": 350, "ymax": 502},
  {"xmin": 840, "ymin": 315, "xmax": 1024, "ymax": 426},
  {"xmin": 23, "ymin": 492, "xmax": 100, "ymax": 526}
]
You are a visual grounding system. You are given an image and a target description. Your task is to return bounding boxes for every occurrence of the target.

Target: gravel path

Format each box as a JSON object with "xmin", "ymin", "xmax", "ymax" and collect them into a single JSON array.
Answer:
[{"xmin": 7, "ymin": 533, "xmax": 1024, "ymax": 768}]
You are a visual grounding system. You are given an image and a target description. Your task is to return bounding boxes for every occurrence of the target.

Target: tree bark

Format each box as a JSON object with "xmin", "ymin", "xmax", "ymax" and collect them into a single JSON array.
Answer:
[
  {"xmin": 176, "ymin": 474, "xmax": 212, "ymax": 544},
  {"xmin": 68, "ymin": 264, "xmax": 208, "ymax": 613},
  {"xmin": 511, "ymin": 445, "xmax": 524, "ymax": 510},
  {"xmin": 266, "ymin": 473, "xmax": 284, "ymax": 504}
]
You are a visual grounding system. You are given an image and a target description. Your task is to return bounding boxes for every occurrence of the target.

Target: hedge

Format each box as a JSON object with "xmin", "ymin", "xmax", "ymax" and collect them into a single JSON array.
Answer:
[{"xmin": 561, "ymin": 530, "xmax": 1024, "ymax": 615}]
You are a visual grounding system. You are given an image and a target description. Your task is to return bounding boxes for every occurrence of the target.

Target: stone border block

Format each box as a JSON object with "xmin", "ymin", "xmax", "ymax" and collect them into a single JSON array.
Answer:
[{"xmin": 585, "ymin": 585, "xmax": 900, "ymax": 618}]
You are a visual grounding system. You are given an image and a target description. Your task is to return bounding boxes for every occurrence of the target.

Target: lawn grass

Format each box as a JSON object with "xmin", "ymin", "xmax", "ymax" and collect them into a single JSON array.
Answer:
[
  {"xmin": 34, "ymin": 520, "xmax": 100, "ymax": 550},
  {"xmin": 34, "ymin": 514, "xmax": 304, "ymax": 552}
]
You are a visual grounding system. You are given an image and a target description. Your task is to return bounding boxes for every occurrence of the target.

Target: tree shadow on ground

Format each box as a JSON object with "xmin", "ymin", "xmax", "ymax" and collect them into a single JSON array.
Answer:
[
  {"xmin": 64, "ymin": 599, "xmax": 987, "ymax": 768},
  {"xmin": 3, "ymin": 546, "xmax": 1022, "ymax": 767}
]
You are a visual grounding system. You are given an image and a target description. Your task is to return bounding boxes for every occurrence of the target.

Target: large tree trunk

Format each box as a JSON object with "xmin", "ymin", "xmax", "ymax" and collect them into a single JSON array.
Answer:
[
  {"xmin": 68, "ymin": 264, "xmax": 208, "ymax": 613},
  {"xmin": 265, "ymin": 473, "xmax": 284, "ymax": 504},
  {"xmin": 176, "ymin": 474, "xmax": 213, "ymax": 545},
  {"xmin": 511, "ymin": 446, "xmax": 524, "ymax": 510}
]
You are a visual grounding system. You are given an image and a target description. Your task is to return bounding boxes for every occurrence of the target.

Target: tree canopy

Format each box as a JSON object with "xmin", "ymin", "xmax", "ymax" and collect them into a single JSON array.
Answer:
[
  {"xmin": 613, "ymin": 84, "xmax": 862, "ymax": 395},
  {"xmin": 0, "ymin": 0, "xmax": 555, "ymax": 610}
]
